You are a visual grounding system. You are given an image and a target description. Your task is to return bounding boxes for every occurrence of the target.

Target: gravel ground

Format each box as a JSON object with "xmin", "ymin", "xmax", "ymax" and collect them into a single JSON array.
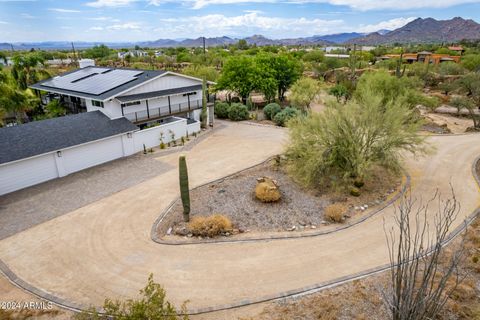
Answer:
[{"xmin": 164, "ymin": 160, "xmax": 401, "ymax": 235}]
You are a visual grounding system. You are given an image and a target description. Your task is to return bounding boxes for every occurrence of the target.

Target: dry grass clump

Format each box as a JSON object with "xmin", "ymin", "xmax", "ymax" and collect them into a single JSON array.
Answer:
[
  {"xmin": 255, "ymin": 177, "xmax": 281, "ymax": 203},
  {"xmin": 188, "ymin": 214, "xmax": 233, "ymax": 237},
  {"xmin": 324, "ymin": 203, "xmax": 347, "ymax": 223}
]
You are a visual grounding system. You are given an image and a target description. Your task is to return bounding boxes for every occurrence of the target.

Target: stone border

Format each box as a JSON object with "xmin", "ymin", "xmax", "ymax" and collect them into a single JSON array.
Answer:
[
  {"xmin": 0, "ymin": 151, "xmax": 478, "ymax": 316},
  {"xmin": 151, "ymin": 161, "xmax": 411, "ymax": 245}
]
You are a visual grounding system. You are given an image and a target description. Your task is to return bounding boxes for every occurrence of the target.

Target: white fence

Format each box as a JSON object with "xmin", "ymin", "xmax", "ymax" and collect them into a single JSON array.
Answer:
[{"xmin": 132, "ymin": 117, "xmax": 201, "ymax": 153}]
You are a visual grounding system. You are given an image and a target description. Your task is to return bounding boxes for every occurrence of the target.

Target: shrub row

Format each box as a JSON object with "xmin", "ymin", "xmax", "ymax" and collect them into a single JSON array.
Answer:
[{"xmin": 214, "ymin": 102, "xmax": 250, "ymax": 121}]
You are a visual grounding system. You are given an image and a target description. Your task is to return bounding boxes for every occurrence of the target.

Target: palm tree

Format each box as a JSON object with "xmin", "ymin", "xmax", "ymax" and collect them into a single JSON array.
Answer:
[{"xmin": 11, "ymin": 53, "xmax": 50, "ymax": 90}]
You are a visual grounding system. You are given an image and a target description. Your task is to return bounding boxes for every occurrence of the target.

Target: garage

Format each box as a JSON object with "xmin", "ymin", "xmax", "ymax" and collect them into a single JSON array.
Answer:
[
  {"xmin": 0, "ymin": 153, "xmax": 58, "ymax": 195},
  {"xmin": 0, "ymin": 111, "xmax": 138, "ymax": 196},
  {"xmin": 63, "ymin": 137, "xmax": 124, "ymax": 174}
]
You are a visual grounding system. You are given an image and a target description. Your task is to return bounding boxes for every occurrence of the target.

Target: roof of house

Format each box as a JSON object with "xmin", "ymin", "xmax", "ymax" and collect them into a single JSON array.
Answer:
[
  {"xmin": 116, "ymin": 84, "xmax": 203, "ymax": 103},
  {"xmin": 0, "ymin": 111, "xmax": 138, "ymax": 165},
  {"xmin": 30, "ymin": 66, "xmax": 166, "ymax": 101},
  {"xmin": 448, "ymin": 46, "xmax": 464, "ymax": 51}
]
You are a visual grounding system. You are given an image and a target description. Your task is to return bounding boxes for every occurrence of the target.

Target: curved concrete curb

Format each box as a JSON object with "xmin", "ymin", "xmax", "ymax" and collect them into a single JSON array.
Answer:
[
  {"xmin": 0, "ymin": 157, "xmax": 479, "ymax": 316},
  {"xmin": 151, "ymin": 163, "xmax": 411, "ymax": 245}
]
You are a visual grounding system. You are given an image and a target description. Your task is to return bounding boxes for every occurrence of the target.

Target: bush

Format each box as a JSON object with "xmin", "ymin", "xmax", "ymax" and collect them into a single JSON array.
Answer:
[
  {"xmin": 188, "ymin": 214, "xmax": 233, "ymax": 237},
  {"xmin": 73, "ymin": 273, "xmax": 187, "ymax": 320},
  {"xmin": 350, "ymin": 187, "xmax": 361, "ymax": 197},
  {"xmin": 324, "ymin": 203, "xmax": 347, "ymax": 223},
  {"xmin": 263, "ymin": 103, "xmax": 282, "ymax": 120},
  {"xmin": 255, "ymin": 177, "xmax": 281, "ymax": 202},
  {"xmin": 273, "ymin": 107, "xmax": 301, "ymax": 126},
  {"xmin": 285, "ymin": 90, "xmax": 425, "ymax": 188},
  {"xmin": 227, "ymin": 103, "xmax": 249, "ymax": 121},
  {"xmin": 214, "ymin": 101, "xmax": 230, "ymax": 119}
]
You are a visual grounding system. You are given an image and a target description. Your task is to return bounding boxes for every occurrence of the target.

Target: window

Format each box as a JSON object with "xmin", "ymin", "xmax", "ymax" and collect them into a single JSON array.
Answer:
[
  {"xmin": 92, "ymin": 100, "xmax": 104, "ymax": 108},
  {"xmin": 125, "ymin": 101, "xmax": 141, "ymax": 106}
]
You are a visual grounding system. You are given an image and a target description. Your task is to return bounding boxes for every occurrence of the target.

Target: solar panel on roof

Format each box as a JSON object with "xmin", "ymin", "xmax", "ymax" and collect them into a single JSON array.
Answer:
[{"xmin": 41, "ymin": 68, "xmax": 145, "ymax": 96}]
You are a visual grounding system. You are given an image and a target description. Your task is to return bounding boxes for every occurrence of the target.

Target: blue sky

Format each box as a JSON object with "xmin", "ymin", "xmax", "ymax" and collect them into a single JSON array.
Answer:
[{"xmin": 1, "ymin": 0, "xmax": 480, "ymax": 42}]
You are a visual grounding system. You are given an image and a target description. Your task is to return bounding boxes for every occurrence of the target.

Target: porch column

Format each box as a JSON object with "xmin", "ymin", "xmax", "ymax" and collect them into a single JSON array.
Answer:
[{"xmin": 146, "ymin": 100, "xmax": 150, "ymax": 119}]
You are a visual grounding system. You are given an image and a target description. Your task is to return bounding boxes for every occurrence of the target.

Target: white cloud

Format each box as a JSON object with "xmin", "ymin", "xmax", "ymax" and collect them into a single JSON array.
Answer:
[
  {"xmin": 88, "ymin": 16, "xmax": 112, "ymax": 21},
  {"xmin": 358, "ymin": 16, "xmax": 417, "ymax": 32},
  {"xmin": 155, "ymin": 12, "xmax": 344, "ymax": 38},
  {"xmin": 49, "ymin": 8, "xmax": 81, "ymax": 13},
  {"xmin": 107, "ymin": 22, "xmax": 141, "ymax": 30},
  {"xmin": 89, "ymin": 26, "xmax": 104, "ymax": 31},
  {"xmin": 184, "ymin": 0, "xmax": 480, "ymax": 10},
  {"xmin": 20, "ymin": 13, "xmax": 35, "ymax": 19},
  {"xmin": 60, "ymin": 26, "xmax": 73, "ymax": 29},
  {"xmin": 0, "ymin": 21, "xmax": 8, "ymax": 24},
  {"xmin": 86, "ymin": 0, "xmax": 136, "ymax": 8}
]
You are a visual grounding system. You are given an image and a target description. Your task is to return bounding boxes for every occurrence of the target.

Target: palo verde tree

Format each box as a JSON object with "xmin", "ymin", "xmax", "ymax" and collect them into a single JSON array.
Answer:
[
  {"xmin": 453, "ymin": 72, "xmax": 480, "ymax": 130},
  {"xmin": 286, "ymin": 87, "xmax": 425, "ymax": 188},
  {"xmin": 288, "ymin": 77, "xmax": 321, "ymax": 111}
]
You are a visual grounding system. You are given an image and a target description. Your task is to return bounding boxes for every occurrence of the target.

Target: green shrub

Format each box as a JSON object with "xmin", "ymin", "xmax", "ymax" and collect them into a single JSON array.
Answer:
[
  {"xmin": 350, "ymin": 187, "xmax": 361, "ymax": 197},
  {"xmin": 227, "ymin": 103, "xmax": 249, "ymax": 121},
  {"xmin": 263, "ymin": 103, "xmax": 282, "ymax": 120},
  {"xmin": 214, "ymin": 101, "xmax": 230, "ymax": 119},
  {"xmin": 353, "ymin": 179, "xmax": 365, "ymax": 188},
  {"xmin": 273, "ymin": 107, "xmax": 301, "ymax": 126}
]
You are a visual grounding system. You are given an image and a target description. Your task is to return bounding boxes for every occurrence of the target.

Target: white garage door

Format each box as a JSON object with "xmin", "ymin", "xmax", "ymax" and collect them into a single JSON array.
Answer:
[
  {"xmin": 0, "ymin": 153, "xmax": 58, "ymax": 195},
  {"xmin": 62, "ymin": 137, "xmax": 123, "ymax": 174}
]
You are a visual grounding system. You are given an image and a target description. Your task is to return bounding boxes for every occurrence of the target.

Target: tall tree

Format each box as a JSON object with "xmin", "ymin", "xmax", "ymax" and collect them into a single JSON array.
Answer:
[
  {"xmin": 11, "ymin": 53, "xmax": 48, "ymax": 90},
  {"xmin": 215, "ymin": 55, "xmax": 257, "ymax": 103}
]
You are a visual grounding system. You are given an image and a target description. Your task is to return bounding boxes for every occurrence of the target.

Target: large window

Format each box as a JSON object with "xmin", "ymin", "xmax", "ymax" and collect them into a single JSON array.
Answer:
[{"xmin": 92, "ymin": 100, "xmax": 104, "ymax": 108}]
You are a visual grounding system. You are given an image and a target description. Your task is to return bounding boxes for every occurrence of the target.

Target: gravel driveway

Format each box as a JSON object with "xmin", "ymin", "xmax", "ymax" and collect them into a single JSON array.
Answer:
[{"xmin": 0, "ymin": 152, "xmax": 173, "ymax": 240}]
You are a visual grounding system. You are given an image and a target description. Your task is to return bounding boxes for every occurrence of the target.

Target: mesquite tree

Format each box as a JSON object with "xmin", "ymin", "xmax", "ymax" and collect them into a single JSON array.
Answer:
[
  {"xmin": 179, "ymin": 156, "xmax": 190, "ymax": 222},
  {"xmin": 383, "ymin": 190, "xmax": 466, "ymax": 320}
]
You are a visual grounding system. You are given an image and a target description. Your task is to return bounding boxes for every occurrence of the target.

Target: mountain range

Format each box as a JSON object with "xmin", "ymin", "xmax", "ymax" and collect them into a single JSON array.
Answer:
[
  {"xmin": 349, "ymin": 17, "xmax": 480, "ymax": 45},
  {"xmin": 1, "ymin": 17, "xmax": 479, "ymax": 51}
]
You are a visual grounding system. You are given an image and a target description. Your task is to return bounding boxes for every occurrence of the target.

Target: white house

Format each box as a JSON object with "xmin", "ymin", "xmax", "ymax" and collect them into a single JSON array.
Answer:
[
  {"xmin": 117, "ymin": 50, "xmax": 149, "ymax": 59},
  {"xmin": 0, "ymin": 66, "xmax": 214, "ymax": 195}
]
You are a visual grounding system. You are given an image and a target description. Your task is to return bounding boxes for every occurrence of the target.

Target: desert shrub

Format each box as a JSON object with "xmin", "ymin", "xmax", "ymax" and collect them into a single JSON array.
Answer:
[
  {"xmin": 350, "ymin": 187, "xmax": 361, "ymax": 197},
  {"xmin": 438, "ymin": 62, "xmax": 466, "ymax": 76},
  {"xmin": 74, "ymin": 274, "xmax": 187, "ymax": 320},
  {"xmin": 286, "ymin": 89, "xmax": 425, "ymax": 188},
  {"xmin": 324, "ymin": 204, "xmax": 347, "ymax": 223},
  {"xmin": 263, "ymin": 103, "xmax": 282, "ymax": 120},
  {"xmin": 188, "ymin": 214, "xmax": 233, "ymax": 237},
  {"xmin": 273, "ymin": 107, "xmax": 301, "ymax": 126},
  {"xmin": 227, "ymin": 103, "xmax": 249, "ymax": 121},
  {"xmin": 214, "ymin": 101, "xmax": 230, "ymax": 119}
]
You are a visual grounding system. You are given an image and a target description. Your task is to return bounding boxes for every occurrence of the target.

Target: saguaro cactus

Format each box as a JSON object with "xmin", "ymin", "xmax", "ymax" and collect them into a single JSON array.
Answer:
[
  {"xmin": 179, "ymin": 155, "xmax": 190, "ymax": 222},
  {"xmin": 201, "ymin": 77, "xmax": 208, "ymax": 129}
]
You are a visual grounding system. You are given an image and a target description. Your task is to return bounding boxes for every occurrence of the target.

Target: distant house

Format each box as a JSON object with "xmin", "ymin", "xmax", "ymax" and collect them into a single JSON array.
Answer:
[
  {"xmin": 117, "ymin": 50, "xmax": 149, "ymax": 59},
  {"xmin": 448, "ymin": 46, "xmax": 465, "ymax": 55},
  {"xmin": 0, "ymin": 66, "xmax": 215, "ymax": 195},
  {"xmin": 379, "ymin": 52, "xmax": 461, "ymax": 65}
]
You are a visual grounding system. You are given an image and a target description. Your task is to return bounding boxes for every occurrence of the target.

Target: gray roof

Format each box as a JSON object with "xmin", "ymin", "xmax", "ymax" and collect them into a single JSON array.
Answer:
[
  {"xmin": 30, "ymin": 67, "xmax": 166, "ymax": 101},
  {"xmin": 0, "ymin": 111, "xmax": 138, "ymax": 165},
  {"xmin": 116, "ymin": 84, "xmax": 203, "ymax": 103}
]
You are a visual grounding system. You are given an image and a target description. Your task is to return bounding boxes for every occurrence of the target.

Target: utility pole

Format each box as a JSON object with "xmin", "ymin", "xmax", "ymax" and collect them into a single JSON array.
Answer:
[
  {"xmin": 10, "ymin": 43, "xmax": 14, "ymax": 53},
  {"xmin": 71, "ymin": 42, "xmax": 79, "ymax": 68}
]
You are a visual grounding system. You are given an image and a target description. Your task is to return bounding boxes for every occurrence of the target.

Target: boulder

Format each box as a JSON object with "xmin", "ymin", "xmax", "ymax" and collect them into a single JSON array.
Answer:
[{"xmin": 255, "ymin": 177, "xmax": 281, "ymax": 203}]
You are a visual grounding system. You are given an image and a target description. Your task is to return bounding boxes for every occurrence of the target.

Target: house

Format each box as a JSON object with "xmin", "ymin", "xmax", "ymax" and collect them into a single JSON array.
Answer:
[
  {"xmin": 0, "ymin": 66, "xmax": 214, "ymax": 195},
  {"xmin": 117, "ymin": 50, "xmax": 149, "ymax": 59},
  {"xmin": 448, "ymin": 46, "xmax": 465, "ymax": 55},
  {"xmin": 379, "ymin": 52, "xmax": 461, "ymax": 65}
]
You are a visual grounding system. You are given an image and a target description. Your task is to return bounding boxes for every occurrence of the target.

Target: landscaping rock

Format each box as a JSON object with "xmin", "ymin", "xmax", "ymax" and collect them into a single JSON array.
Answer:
[
  {"xmin": 287, "ymin": 226, "xmax": 296, "ymax": 231},
  {"xmin": 167, "ymin": 227, "xmax": 172, "ymax": 235},
  {"xmin": 255, "ymin": 177, "xmax": 281, "ymax": 203}
]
